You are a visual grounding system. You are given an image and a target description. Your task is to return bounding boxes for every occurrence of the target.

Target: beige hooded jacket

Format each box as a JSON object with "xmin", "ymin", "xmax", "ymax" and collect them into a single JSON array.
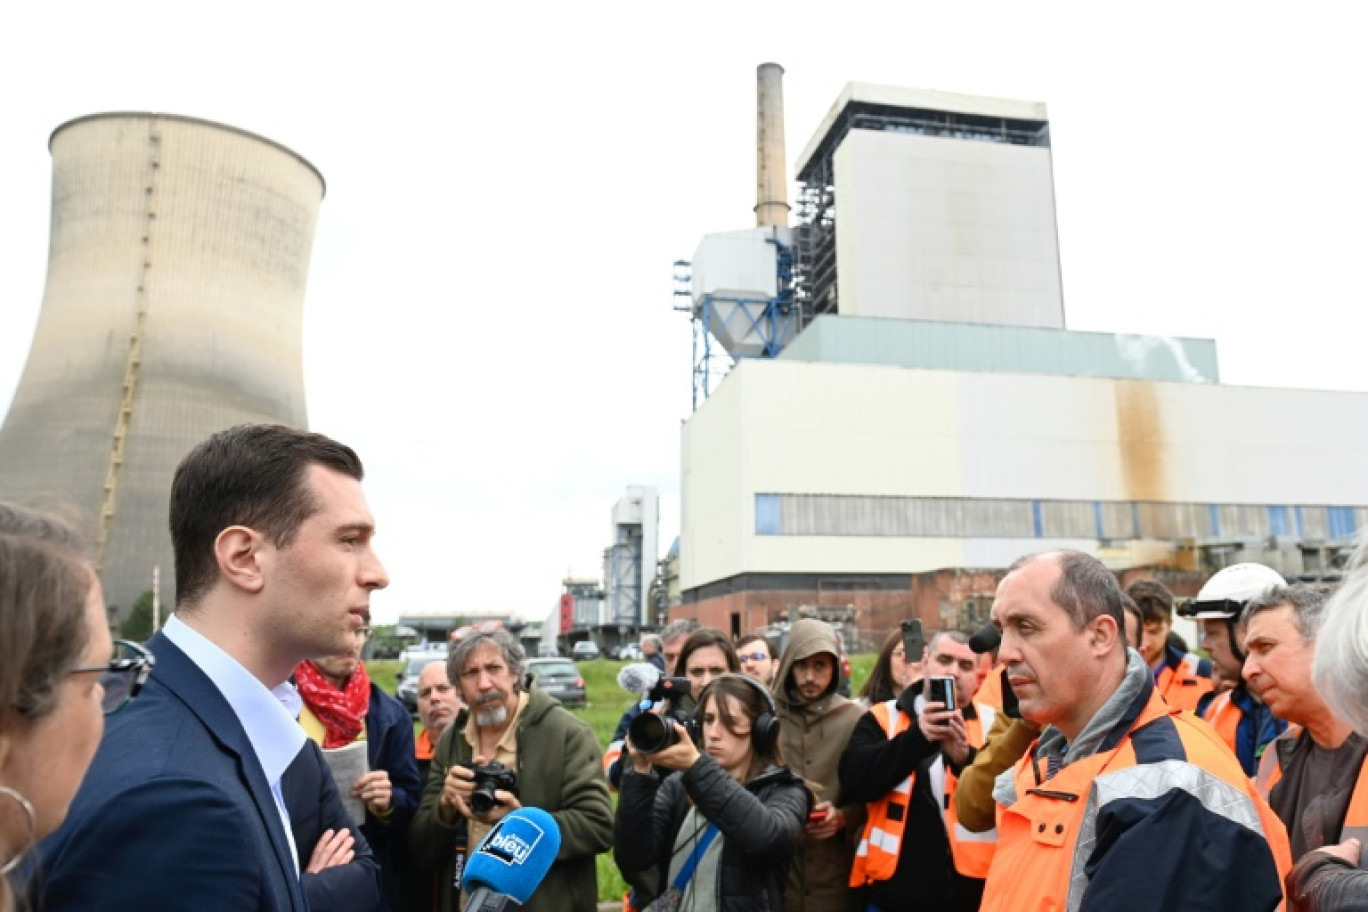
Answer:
[{"xmin": 773, "ymin": 618, "xmax": 865, "ymax": 912}]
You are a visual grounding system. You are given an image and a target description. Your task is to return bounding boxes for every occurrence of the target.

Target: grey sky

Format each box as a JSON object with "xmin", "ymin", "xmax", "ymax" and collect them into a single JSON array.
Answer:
[{"xmin": 1, "ymin": 3, "xmax": 1363, "ymax": 622}]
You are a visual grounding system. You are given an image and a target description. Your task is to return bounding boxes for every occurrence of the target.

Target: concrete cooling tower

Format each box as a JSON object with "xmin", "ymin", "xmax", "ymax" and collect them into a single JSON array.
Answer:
[{"xmin": 0, "ymin": 113, "xmax": 325, "ymax": 617}]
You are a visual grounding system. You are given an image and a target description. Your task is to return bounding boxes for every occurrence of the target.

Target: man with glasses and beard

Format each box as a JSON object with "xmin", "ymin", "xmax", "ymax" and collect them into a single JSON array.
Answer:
[{"xmin": 410, "ymin": 629, "xmax": 611, "ymax": 912}]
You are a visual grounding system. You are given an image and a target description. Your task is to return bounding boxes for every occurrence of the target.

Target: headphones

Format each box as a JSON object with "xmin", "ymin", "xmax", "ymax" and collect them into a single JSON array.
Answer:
[{"xmin": 695, "ymin": 673, "xmax": 780, "ymax": 751}]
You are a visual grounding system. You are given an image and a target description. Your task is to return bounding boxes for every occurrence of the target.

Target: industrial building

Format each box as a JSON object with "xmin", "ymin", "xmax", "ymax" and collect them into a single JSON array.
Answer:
[
  {"xmin": 674, "ymin": 69, "xmax": 1368, "ymax": 646},
  {"xmin": 0, "ymin": 113, "xmax": 324, "ymax": 617}
]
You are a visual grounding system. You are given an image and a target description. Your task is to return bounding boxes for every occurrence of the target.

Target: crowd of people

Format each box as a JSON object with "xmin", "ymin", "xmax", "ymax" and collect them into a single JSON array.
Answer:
[{"xmin": 5, "ymin": 422, "xmax": 1368, "ymax": 911}]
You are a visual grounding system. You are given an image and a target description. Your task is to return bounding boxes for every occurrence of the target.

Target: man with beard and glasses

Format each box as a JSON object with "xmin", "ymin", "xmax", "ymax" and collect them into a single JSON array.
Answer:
[{"xmin": 409, "ymin": 629, "xmax": 611, "ymax": 912}]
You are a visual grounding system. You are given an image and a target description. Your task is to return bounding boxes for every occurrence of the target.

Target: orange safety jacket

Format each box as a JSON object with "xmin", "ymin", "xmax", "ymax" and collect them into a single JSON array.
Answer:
[
  {"xmin": 981, "ymin": 688, "xmax": 1292, "ymax": 912},
  {"xmin": 1256, "ymin": 724, "xmax": 1368, "ymax": 849},
  {"xmin": 945, "ymin": 705, "xmax": 997, "ymax": 879},
  {"xmin": 1203, "ymin": 689, "xmax": 1241, "ymax": 751},
  {"xmin": 849, "ymin": 700, "xmax": 915, "ymax": 887},
  {"xmin": 849, "ymin": 699, "xmax": 999, "ymax": 887},
  {"xmin": 1155, "ymin": 650, "xmax": 1214, "ymax": 713}
]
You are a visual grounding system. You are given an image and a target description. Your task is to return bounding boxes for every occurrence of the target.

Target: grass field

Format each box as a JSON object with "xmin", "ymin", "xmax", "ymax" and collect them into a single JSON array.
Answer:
[{"xmin": 370, "ymin": 654, "xmax": 876, "ymax": 903}]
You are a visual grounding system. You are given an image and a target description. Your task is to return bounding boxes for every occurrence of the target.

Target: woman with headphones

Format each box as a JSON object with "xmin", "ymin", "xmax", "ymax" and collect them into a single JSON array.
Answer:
[{"xmin": 614, "ymin": 673, "xmax": 810, "ymax": 911}]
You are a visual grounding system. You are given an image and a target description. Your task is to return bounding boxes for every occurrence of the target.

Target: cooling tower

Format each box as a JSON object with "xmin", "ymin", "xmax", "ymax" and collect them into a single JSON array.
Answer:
[{"xmin": 0, "ymin": 113, "xmax": 325, "ymax": 617}]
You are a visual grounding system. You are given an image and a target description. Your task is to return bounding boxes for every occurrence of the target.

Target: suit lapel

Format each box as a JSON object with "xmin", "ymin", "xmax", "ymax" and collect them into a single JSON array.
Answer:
[{"xmin": 147, "ymin": 632, "xmax": 307, "ymax": 910}]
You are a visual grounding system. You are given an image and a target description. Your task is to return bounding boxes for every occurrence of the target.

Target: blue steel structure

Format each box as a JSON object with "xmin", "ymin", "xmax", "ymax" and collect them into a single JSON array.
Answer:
[{"xmin": 673, "ymin": 236, "xmax": 799, "ymax": 411}]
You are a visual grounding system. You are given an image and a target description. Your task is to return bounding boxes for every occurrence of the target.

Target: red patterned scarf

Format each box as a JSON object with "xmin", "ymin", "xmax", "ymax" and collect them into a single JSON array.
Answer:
[{"xmin": 295, "ymin": 659, "xmax": 372, "ymax": 748}]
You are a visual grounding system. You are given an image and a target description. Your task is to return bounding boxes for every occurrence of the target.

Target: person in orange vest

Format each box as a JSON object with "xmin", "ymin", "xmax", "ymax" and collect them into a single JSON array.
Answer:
[
  {"xmin": 1182, "ymin": 563, "xmax": 1288, "ymax": 776},
  {"xmin": 415, "ymin": 659, "xmax": 466, "ymax": 786},
  {"xmin": 980, "ymin": 551, "xmax": 1290, "ymax": 912},
  {"xmin": 1244, "ymin": 583, "xmax": 1368, "ymax": 865},
  {"xmin": 1286, "ymin": 544, "xmax": 1368, "ymax": 907},
  {"xmin": 840, "ymin": 629, "xmax": 992, "ymax": 912},
  {"xmin": 1128, "ymin": 577, "xmax": 1215, "ymax": 713}
]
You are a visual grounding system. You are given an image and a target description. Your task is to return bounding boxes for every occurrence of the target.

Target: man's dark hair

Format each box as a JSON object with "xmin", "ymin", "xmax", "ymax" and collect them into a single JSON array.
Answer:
[
  {"xmin": 1120, "ymin": 593, "xmax": 1143, "ymax": 649},
  {"xmin": 1126, "ymin": 579, "xmax": 1175, "ymax": 626},
  {"xmin": 1008, "ymin": 550, "xmax": 1124, "ymax": 631},
  {"xmin": 170, "ymin": 424, "xmax": 363, "ymax": 607},
  {"xmin": 672, "ymin": 627, "xmax": 740, "ymax": 677},
  {"xmin": 735, "ymin": 633, "xmax": 776, "ymax": 660}
]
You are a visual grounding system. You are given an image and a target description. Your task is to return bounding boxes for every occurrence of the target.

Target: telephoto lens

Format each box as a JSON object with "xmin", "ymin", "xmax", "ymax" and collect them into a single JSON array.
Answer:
[{"xmin": 628, "ymin": 711, "xmax": 678, "ymax": 754}]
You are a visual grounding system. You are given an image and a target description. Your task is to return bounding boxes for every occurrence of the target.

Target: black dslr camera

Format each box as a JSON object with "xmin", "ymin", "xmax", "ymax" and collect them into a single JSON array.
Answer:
[
  {"xmin": 461, "ymin": 760, "xmax": 518, "ymax": 815},
  {"xmin": 627, "ymin": 676, "xmax": 699, "ymax": 753}
]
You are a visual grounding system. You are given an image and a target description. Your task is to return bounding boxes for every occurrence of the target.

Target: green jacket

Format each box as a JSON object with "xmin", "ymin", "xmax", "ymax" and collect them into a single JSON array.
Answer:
[{"xmin": 408, "ymin": 686, "xmax": 613, "ymax": 912}]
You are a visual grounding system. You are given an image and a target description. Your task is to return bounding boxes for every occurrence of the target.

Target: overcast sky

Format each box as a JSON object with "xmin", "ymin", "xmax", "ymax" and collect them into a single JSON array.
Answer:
[{"xmin": 1, "ymin": 3, "xmax": 1364, "ymax": 623}]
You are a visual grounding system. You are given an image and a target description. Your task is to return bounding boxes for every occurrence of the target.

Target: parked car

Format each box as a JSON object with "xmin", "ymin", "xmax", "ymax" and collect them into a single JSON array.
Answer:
[
  {"xmin": 395, "ymin": 651, "xmax": 446, "ymax": 715},
  {"xmin": 571, "ymin": 640, "xmax": 601, "ymax": 661},
  {"xmin": 527, "ymin": 657, "xmax": 586, "ymax": 707},
  {"xmin": 615, "ymin": 643, "xmax": 643, "ymax": 661}
]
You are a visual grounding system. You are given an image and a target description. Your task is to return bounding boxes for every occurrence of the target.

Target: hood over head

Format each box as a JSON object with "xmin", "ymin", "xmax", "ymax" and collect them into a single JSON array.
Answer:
[{"xmin": 775, "ymin": 618, "xmax": 842, "ymax": 709}]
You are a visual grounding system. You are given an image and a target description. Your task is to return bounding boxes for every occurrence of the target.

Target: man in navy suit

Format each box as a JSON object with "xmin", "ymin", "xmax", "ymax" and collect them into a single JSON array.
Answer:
[{"xmin": 37, "ymin": 424, "xmax": 390, "ymax": 911}]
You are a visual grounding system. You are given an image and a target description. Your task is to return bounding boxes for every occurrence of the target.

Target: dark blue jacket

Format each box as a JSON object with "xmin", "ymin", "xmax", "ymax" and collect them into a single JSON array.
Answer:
[
  {"xmin": 362, "ymin": 683, "xmax": 422, "ymax": 911},
  {"xmin": 285, "ymin": 739, "xmax": 384, "ymax": 911},
  {"xmin": 37, "ymin": 631, "xmax": 308, "ymax": 911}
]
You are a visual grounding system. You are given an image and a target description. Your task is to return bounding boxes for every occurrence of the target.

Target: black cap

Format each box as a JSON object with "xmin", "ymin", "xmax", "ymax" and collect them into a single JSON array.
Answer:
[{"xmin": 968, "ymin": 623, "xmax": 1001, "ymax": 654}]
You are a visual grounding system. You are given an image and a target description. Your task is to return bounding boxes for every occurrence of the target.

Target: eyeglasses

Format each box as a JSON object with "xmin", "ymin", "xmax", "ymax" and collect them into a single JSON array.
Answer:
[
  {"xmin": 69, "ymin": 640, "xmax": 154, "ymax": 715},
  {"xmin": 737, "ymin": 652, "xmax": 769, "ymax": 663},
  {"xmin": 355, "ymin": 626, "xmax": 374, "ymax": 640}
]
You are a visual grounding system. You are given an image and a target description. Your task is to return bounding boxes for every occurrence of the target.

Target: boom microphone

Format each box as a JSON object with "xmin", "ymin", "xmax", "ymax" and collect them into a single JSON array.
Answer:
[
  {"xmin": 461, "ymin": 806, "xmax": 561, "ymax": 911},
  {"xmin": 968, "ymin": 622, "xmax": 1001, "ymax": 654},
  {"xmin": 617, "ymin": 662, "xmax": 661, "ymax": 697}
]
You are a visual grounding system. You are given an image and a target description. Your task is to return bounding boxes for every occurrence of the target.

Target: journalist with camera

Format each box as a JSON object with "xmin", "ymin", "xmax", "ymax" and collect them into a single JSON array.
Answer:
[{"xmin": 409, "ymin": 629, "xmax": 612, "ymax": 912}]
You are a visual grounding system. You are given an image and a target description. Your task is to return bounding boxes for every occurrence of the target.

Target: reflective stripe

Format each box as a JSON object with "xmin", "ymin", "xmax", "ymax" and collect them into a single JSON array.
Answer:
[
  {"xmin": 954, "ymin": 822, "xmax": 998, "ymax": 844},
  {"xmin": 868, "ymin": 826, "xmax": 901, "ymax": 852},
  {"xmin": 850, "ymin": 700, "xmax": 915, "ymax": 886}
]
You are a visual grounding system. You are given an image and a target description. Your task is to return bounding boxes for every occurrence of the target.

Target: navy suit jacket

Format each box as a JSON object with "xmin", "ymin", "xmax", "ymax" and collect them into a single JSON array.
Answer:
[
  {"xmin": 37, "ymin": 631, "xmax": 308, "ymax": 911},
  {"xmin": 286, "ymin": 739, "xmax": 383, "ymax": 911}
]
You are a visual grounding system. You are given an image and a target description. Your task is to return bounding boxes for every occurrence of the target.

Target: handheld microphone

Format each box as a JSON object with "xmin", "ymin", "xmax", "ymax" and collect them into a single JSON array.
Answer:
[
  {"xmin": 617, "ymin": 662, "xmax": 661, "ymax": 697},
  {"xmin": 461, "ymin": 807, "xmax": 561, "ymax": 911}
]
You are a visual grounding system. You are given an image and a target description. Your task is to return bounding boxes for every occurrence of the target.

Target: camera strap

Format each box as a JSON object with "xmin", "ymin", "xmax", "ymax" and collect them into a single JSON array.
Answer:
[{"xmin": 671, "ymin": 824, "xmax": 719, "ymax": 891}]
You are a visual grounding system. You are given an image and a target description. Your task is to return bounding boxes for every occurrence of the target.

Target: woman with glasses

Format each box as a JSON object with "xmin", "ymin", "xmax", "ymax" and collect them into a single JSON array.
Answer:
[{"xmin": 0, "ymin": 504, "xmax": 150, "ymax": 912}]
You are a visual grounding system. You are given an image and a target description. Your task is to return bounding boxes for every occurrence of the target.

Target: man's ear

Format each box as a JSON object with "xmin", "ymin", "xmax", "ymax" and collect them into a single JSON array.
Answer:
[
  {"xmin": 1090, "ymin": 614, "xmax": 1121, "ymax": 655},
  {"xmin": 214, "ymin": 526, "xmax": 266, "ymax": 594}
]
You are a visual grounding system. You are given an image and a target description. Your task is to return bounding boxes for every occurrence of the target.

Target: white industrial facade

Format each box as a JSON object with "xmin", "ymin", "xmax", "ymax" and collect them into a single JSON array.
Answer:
[
  {"xmin": 676, "ymin": 78, "xmax": 1368, "ymax": 633},
  {"xmin": 680, "ymin": 355, "xmax": 1368, "ymax": 593}
]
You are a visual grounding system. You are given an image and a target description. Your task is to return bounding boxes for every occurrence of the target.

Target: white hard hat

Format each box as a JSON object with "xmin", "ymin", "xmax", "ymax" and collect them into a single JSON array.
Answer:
[{"xmin": 1184, "ymin": 563, "xmax": 1286, "ymax": 619}]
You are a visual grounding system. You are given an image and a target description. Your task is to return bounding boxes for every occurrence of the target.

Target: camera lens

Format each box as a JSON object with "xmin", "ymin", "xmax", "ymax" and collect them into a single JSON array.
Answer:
[
  {"xmin": 470, "ymin": 784, "xmax": 498, "ymax": 815},
  {"xmin": 628, "ymin": 712, "xmax": 678, "ymax": 753}
]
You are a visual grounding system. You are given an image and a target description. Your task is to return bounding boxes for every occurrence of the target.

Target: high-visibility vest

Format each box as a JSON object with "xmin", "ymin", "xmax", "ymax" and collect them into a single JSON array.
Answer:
[
  {"xmin": 981, "ymin": 691, "xmax": 1292, "ymax": 912},
  {"xmin": 1155, "ymin": 651, "xmax": 1214, "ymax": 713},
  {"xmin": 1256, "ymin": 724, "xmax": 1368, "ymax": 850},
  {"xmin": 944, "ymin": 704, "xmax": 997, "ymax": 879},
  {"xmin": 850, "ymin": 700, "xmax": 999, "ymax": 886},
  {"xmin": 849, "ymin": 700, "xmax": 914, "ymax": 887},
  {"xmin": 974, "ymin": 664, "xmax": 1005, "ymax": 711},
  {"xmin": 1202, "ymin": 689, "xmax": 1241, "ymax": 752}
]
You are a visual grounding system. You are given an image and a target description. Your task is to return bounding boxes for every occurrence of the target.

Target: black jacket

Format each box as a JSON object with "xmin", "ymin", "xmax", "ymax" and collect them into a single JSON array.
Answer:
[
  {"xmin": 615, "ymin": 757, "xmax": 809, "ymax": 912},
  {"xmin": 837, "ymin": 687, "xmax": 977, "ymax": 909}
]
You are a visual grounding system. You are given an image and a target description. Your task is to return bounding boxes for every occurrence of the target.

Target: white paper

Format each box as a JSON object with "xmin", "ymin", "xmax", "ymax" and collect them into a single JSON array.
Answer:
[{"xmin": 321, "ymin": 740, "xmax": 370, "ymax": 826}]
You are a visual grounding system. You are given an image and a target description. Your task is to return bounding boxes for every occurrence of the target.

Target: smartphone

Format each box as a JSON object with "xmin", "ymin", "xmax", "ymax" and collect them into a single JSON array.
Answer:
[
  {"xmin": 926, "ymin": 675, "xmax": 956, "ymax": 713},
  {"xmin": 808, "ymin": 809, "xmax": 829, "ymax": 824},
  {"xmin": 900, "ymin": 619, "xmax": 925, "ymax": 665}
]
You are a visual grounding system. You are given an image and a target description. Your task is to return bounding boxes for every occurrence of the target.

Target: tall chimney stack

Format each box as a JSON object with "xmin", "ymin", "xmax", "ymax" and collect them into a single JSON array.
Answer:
[{"xmin": 755, "ymin": 62, "xmax": 789, "ymax": 228}]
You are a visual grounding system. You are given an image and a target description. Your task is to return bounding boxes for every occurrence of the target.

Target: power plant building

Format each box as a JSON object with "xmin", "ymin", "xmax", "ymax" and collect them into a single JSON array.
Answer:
[
  {"xmin": 0, "ymin": 113, "xmax": 324, "ymax": 616},
  {"xmin": 676, "ymin": 76, "xmax": 1368, "ymax": 643}
]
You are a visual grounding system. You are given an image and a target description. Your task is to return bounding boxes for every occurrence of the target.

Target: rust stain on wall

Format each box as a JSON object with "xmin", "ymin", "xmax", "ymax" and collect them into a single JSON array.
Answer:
[{"xmin": 1115, "ymin": 382, "xmax": 1166, "ymax": 502}]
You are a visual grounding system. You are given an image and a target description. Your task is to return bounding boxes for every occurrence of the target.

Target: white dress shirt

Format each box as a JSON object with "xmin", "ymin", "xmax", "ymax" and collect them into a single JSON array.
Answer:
[{"xmin": 162, "ymin": 614, "xmax": 305, "ymax": 872}]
